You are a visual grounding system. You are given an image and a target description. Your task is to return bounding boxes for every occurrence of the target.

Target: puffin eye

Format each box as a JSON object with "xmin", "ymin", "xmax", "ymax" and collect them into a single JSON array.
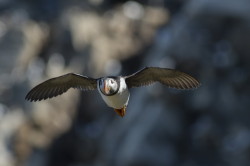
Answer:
[{"xmin": 110, "ymin": 79, "xmax": 114, "ymax": 84}]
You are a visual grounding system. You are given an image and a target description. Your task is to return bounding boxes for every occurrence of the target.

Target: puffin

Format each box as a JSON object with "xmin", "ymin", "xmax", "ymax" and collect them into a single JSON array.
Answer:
[{"xmin": 25, "ymin": 67, "xmax": 200, "ymax": 117}]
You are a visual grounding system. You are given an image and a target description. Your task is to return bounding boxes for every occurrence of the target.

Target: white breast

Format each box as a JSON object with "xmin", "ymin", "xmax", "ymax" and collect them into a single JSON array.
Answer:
[{"xmin": 98, "ymin": 77, "xmax": 130, "ymax": 109}]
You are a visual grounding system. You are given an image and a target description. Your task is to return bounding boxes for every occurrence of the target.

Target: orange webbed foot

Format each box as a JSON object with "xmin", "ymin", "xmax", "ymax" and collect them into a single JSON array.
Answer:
[{"xmin": 114, "ymin": 106, "xmax": 126, "ymax": 117}]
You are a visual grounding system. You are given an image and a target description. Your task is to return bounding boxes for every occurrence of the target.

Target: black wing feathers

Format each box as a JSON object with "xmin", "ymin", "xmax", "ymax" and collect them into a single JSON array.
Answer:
[
  {"xmin": 26, "ymin": 67, "xmax": 200, "ymax": 102},
  {"xmin": 25, "ymin": 73, "xmax": 97, "ymax": 102},
  {"xmin": 125, "ymin": 67, "xmax": 200, "ymax": 89}
]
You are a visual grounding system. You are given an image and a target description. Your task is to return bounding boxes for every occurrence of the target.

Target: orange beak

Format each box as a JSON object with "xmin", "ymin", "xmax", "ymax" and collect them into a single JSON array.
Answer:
[{"xmin": 104, "ymin": 80, "xmax": 110, "ymax": 94}]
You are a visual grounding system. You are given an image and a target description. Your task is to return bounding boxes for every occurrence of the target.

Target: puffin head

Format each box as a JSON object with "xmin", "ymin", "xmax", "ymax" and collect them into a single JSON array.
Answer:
[{"xmin": 99, "ymin": 77, "xmax": 119, "ymax": 96}]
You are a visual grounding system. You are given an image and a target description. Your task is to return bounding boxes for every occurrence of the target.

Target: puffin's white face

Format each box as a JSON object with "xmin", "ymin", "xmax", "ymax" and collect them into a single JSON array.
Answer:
[{"xmin": 99, "ymin": 78, "xmax": 119, "ymax": 95}]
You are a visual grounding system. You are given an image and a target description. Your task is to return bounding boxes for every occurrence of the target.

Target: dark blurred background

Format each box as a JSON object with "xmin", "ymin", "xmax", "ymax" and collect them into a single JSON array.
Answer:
[{"xmin": 0, "ymin": 0, "xmax": 250, "ymax": 166}]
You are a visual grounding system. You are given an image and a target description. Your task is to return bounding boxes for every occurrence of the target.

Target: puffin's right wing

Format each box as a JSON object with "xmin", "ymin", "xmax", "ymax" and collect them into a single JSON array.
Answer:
[
  {"xmin": 125, "ymin": 67, "xmax": 200, "ymax": 89},
  {"xmin": 25, "ymin": 73, "xmax": 97, "ymax": 102}
]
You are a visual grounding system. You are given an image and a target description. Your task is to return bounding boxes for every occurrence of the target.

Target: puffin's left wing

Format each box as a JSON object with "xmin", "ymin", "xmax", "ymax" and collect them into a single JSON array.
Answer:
[
  {"xmin": 25, "ymin": 73, "xmax": 97, "ymax": 102},
  {"xmin": 125, "ymin": 67, "xmax": 200, "ymax": 89}
]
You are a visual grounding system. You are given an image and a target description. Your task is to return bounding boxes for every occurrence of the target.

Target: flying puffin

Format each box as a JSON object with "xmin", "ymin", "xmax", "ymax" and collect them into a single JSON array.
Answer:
[{"xmin": 25, "ymin": 67, "xmax": 200, "ymax": 117}]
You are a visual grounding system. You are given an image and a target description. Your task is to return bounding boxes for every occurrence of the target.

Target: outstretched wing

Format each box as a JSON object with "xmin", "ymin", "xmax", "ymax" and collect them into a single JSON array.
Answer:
[
  {"xmin": 25, "ymin": 73, "xmax": 97, "ymax": 102},
  {"xmin": 125, "ymin": 67, "xmax": 200, "ymax": 89}
]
